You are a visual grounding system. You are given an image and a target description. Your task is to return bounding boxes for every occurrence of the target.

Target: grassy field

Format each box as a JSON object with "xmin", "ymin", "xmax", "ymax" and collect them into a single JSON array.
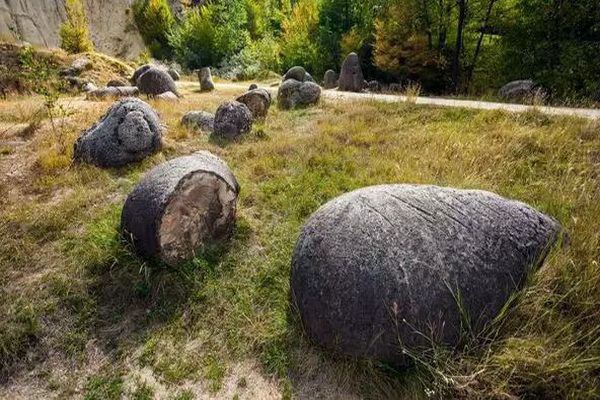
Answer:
[{"xmin": 0, "ymin": 82, "xmax": 599, "ymax": 399}]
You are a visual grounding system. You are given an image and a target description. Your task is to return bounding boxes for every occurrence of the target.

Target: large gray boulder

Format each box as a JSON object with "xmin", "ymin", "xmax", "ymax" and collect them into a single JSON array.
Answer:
[
  {"xmin": 136, "ymin": 67, "xmax": 179, "ymax": 97},
  {"xmin": 277, "ymin": 79, "xmax": 321, "ymax": 110},
  {"xmin": 323, "ymin": 70, "xmax": 338, "ymax": 89},
  {"xmin": 182, "ymin": 111, "xmax": 215, "ymax": 133},
  {"xmin": 198, "ymin": 67, "xmax": 215, "ymax": 92},
  {"xmin": 131, "ymin": 64, "xmax": 152, "ymax": 84},
  {"xmin": 121, "ymin": 151, "xmax": 239, "ymax": 266},
  {"xmin": 213, "ymin": 101, "xmax": 253, "ymax": 139},
  {"xmin": 499, "ymin": 80, "xmax": 546, "ymax": 102},
  {"xmin": 338, "ymin": 52, "xmax": 364, "ymax": 92},
  {"xmin": 236, "ymin": 89, "xmax": 272, "ymax": 121},
  {"xmin": 291, "ymin": 184, "xmax": 562, "ymax": 366},
  {"xmin": 74, "ymin": 98, "xmax": 162, "ymax": 167},
  {"xmin": 86, "ymin": 86, "xmax": 140, "ymax": 100}
]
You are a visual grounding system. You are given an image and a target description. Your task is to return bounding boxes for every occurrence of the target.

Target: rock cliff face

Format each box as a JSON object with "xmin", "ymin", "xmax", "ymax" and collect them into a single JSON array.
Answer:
[{"xmin": 0, "ymin": 0, "xmax": 145, "ymax": 59}]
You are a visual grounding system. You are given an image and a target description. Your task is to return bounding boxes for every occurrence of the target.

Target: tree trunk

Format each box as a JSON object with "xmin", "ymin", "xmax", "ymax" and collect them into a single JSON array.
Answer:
[
  {"xmin": 465, "ymin": 0, "xmax": 497, "ymax": 90},
  {"xmin": 451, "ymin": 0, "xmax": 467, "ymax": 92}
]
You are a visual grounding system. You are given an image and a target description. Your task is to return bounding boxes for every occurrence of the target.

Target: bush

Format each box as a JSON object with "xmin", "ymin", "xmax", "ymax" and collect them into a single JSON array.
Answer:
[
  {"xmin": 59, "ymin": 0, "xmax": 94, "ymax": 54},
  {"xmin": 169, "ymin": 1, "xmax": 249, "ymax": 70},
  {"xmin": 216, "ymin": 35, "xmax": 281, "ymax": 81},
  {"xmin": 132, "ymin": 0, "xmax": 176, "ymax": 60},
  {"xmin": 280, "ymin": 0, "xmax": 324, "ymax": 77}
]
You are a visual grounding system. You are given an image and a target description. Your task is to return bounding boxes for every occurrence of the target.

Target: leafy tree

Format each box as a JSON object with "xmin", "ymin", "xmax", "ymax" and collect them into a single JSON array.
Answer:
[
  {"xmin": 280, "ymin": 0, "xmax": 324, "ymax": 76},
  {"xmin": 59, "ymin": 0, "xmax": 94, "ymax": 54},
  {"xmin": 500, "ymin": 0, "xmax": 600, "ymax": 99},
  {"xmin": 133, "ymin": 0, "xmax": 176, "ymax": 59}
]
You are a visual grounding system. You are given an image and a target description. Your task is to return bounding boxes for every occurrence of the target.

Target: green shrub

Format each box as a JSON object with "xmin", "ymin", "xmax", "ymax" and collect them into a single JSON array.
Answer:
[
  {"xmin": 132, "ymin": 0, "xmax": 176, "ymax": 60},
  {"xmin": 217, "ymin": 35, "xmax": 281, "ymax": 81},
  {"xmin": 169, "ymin": 1, "xmax": 249, "ymax": 70},
  {"xmin": 59, "ymin": 0, "xmax": 94, "ymax": 54}
]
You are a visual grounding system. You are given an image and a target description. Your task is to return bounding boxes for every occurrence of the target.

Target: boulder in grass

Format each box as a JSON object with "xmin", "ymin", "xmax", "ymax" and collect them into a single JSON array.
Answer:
[
  {"xmin": 74, "ymin": 98, "xmax": 162, "ymax": 167},
  {"xmin": 248, "ymin": 83, "xmax": 258, "ymax": 91},
  {"xmin": 131, "ymin": 64, "xmax": 152, "ymax": 84},
  {"xmin": 198, "ymin": 67, "xmax": 215, "ymax": 92},
  {"xmin": 213, "ymin": 101, "xmax": 253, "ymax": 139},
  {"xmin": 323, "ymin": 70, "xmax": 338, "ymax": 89},
  {"xmin": 277, "ymin": 79, "xmax": 321, "ymax": 110},
  {"xmin": 499, "ymin": 80, "xmax": 546, "ymax": 102},
  {"xmin": 182, "ymin": 111, "xmax": 215, "ymax": 133},
  {"xmin": 338, "ymin": 52, "xmax": 364, "ymax": 92},
  {"xmin": 137, "ymin": 67, "xmax": 179, "ymax": 97},
  {"xmin": 291, "ymin": 184, "xmax": 562, "ymax": 366},
  {"xmin": 121, "ymin": 151, "xmax": 239, "ymax": 266},
  {"xmin": 86, "ymin": 86, "xmax": 140, "ymax": 100},
  {"xmin": 156, "ymin": 91, "xmax": 179, "ymax": 102},
  {"xmin": 236, "ymin": 89, "xmax": 272, "ymax": 121}
]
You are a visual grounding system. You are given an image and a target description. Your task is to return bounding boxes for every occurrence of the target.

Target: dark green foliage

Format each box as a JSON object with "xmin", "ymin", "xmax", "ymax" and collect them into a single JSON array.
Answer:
[
  {"xmin": 132, "ymin": 0, "xmax": 176, "ymax": 59},
  {"xmin": 500, "ymin": 0, "xmax": 600, "ymax": 99}
]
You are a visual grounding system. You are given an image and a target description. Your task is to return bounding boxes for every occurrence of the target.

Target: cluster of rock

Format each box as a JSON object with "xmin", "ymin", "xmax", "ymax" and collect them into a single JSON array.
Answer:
[
  {"xmin": 277, "ymin": 66, "xmax": 321, "ymax": 110},
  {"xmin": 60, "ymin": 57, "xmax": 95, "ymax": 91},
  {"xmin": 291, "ymin": 184, "xmax": 563, "ymax": 366}
]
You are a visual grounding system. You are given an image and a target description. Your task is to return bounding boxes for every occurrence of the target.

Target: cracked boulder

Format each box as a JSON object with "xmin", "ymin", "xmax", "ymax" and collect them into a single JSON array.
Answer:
[
  {"xmin": 74, "ymin": 98, "xmax": 162, "ymax": 167},
  {"xmin": 277, "ymin": 79, "xmax": 321, "ymax": 110},
  {"xmin": 136, "ymin": 67, "xmax": 179, "ymax": 97},
  {"xmin": 291, "ymin": 184, "xmax": 562, "ymax": 366},
  {"xmin": 213, "ymin": 101, "xmax": 252, "ymax": 139},
  {"xmin": 121, "ymin": 151, "xmax": 239, "ymax": 266},
  {"xmin": 236, "ymin": 89, "xmax": 272, "ymax": 121}
]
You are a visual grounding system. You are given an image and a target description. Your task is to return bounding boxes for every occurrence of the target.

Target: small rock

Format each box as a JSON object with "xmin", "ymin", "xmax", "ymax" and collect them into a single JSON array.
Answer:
[
  {"xmin": 283, "ymin": 66, "xmax": 314, "ymax": 83},
  {"xmin": 389, "ymin": 83, "xmax": 402, "ymax": 93},
  {"xmin": 74, "ymin": 97, "xmax": 162, "ymax": 167},
  {"xmin": 338, "ymin": 53, "xmax": 364, "ymax": 92},
  {"xmin": 182, "ymin": 111, "xmax": 215, "ymax": 133},
  {"xmin": 86, "ymin": 86, "xmax": 140, "ymax": 100},
  {"xmin": 277, "ymin": 79, "xmax": 321, "ymax": 110},
  {"xmin": 136, "ymin": 67, "xmax": 179, "ymax": 97},
  {"xmin": 213, "ymin": 101, "xmax": 253, "ymax": 139},
  {"xmin": 499, "ymin": 80, "xmax": 546, "ymax": 102},
  {"xmin": 236, "ymin": 89, "xmax": 272, "ymax": 121},
  {"xmin": 83, "ymin": 82, "xmax": 98, "ymax": 93},
  {"xmin": 121, "ymin": 151, "xmax": 239, "ymax": 266},
  {"xmin": 368, "ymin": 80, "xmax": 381, "ymax": 93},
  {"xmin": 198, "ymin": 67, "xmax": 215, "ymax": 92},
  {"xmin": 156, "ymin": 91, "xmax": 179, "ymax": 101},
  {"xmin": 249, "ymin": 83, "xmax": 258, "ymax": 91},
  {"xmin": 323, "ymin": 70, "xmax": 338, "ymax": 89}
]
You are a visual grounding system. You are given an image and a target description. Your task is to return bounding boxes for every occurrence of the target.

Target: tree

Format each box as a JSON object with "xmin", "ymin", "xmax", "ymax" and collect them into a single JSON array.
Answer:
[
  {"xmin": 280, "ymin": 0, "xmax": 324, "ymax": 75},
  {"xmin": 59, "ymin": 0, "xmax": 94, "ymax": 54},
  {"xmin": 133, "ymin": 0, "xmax": 176, "ymax": 59}
]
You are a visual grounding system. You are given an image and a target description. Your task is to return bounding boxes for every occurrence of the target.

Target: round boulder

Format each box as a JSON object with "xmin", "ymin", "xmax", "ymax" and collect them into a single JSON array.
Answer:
[
  {"xmin": 131, "ymin": 64, "xmax": 152, "ymax": 84},
  {"xmin": 236, "ymin": 89, "xmax": 272, "ymax": 121},
  {"xmin": 248, "ymin": 83, "xmax": 258, "ymax": 91},
  {"xmin": 74, "ymin": 98, "xmax": 162, "ymax": 167},
  {"xmin": 291, "ymin": 184, "xmax": 562, "ymax": 366},
  {"xmin": 213, "ymin": 101, "xmax": 253, "ymax": 139},
  {"xmin": 283, "ymin": 66, "xmax": 314, "ymax": 83},
  {"xmin": 323, "ymin": 70, "xmax": 338, "ymax": 89},
  {"xmin": 182, "ymin": 111, "xmax": 215, "ymax": 133},
  {"xmin": 121, "ymin": 151, "xmax": 239, "ymax": 266},
  {"xmin": 198, "ymin": 67, "xmax": 215, "ymax": 92},
  {"xmin": 277, "ymin": 79, "xmax": 321, "ymax": 110},
  {"xmin": 136, "ymin": 67, "xmax": 179, "ymax": 97},
  {"xmin": 499, "ymin": 80, "xmax": 546, "ymax": 102},
  {"xmin": 338, "ymin": 52, "xmax": 364, "ymax": 92}
]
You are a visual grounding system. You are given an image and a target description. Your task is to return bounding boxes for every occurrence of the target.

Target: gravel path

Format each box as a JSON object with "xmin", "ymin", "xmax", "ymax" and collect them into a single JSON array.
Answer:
[{"xmin": 218, "ymin": 83, "xmax": 600, "ymax": 120}]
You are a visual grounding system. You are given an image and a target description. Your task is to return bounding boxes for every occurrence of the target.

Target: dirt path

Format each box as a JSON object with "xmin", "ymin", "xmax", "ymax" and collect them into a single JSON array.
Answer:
[{"xmin": 218, "ymin": 82, "xmax": 600, "ymax": 120}]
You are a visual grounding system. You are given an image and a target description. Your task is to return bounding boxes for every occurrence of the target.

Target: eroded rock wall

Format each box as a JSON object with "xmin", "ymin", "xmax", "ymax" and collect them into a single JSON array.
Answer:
[{"xmin": 0, "ymin": 0, "xmax": 145, "ymax": 59}]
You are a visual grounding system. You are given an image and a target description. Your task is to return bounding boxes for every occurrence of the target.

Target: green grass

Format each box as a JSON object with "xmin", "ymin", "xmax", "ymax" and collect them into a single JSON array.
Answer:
[{"xmin": 0, "ymin": 87, "xmax": 598, "ymax": 398}]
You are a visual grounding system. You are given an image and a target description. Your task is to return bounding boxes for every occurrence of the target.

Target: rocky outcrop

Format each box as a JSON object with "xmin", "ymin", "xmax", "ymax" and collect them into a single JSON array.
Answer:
[
  {"xmin": 0, "ymin": 0, "xmax": 145, "ymax": 59},
  {"xmin": 291, "ymin": 184, "xmax": 562, "ymax": 366}
]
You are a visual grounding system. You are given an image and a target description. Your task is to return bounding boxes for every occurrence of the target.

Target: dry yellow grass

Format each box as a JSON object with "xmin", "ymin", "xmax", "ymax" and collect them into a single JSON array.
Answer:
[{"xmin": 0, "ymin": 82, "xmax": 598, "ymax": 399}]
